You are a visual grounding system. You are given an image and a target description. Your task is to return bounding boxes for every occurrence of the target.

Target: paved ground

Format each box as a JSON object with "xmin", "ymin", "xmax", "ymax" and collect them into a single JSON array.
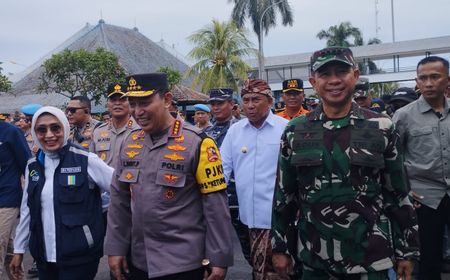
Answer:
[
  {"xmin": 19, "ymin": 229, "xmax": 252, "ymax": 280},
  {"xmin": 17, "ymin": 233, "xmax": 450, "ymax": 279}
]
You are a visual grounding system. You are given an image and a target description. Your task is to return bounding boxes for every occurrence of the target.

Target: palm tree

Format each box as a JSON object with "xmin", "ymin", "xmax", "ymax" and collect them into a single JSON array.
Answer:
[
  {"xmin": 229, "ymin": 0, "xmax": 293, "ymax": 78},
  {"xmin": 316, "ymin": 22, "xmax": 363, "ymax": 47},
  {"xmin": 185, "ymin": 19, "xmax": 256, "ymax": 93},
  {"xmin": 229, "ymin": 0, "xmax": 293, "ymax": 38}
]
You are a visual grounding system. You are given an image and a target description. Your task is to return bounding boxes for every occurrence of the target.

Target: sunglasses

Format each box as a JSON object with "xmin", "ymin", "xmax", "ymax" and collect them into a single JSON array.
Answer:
[
  {"xmin": 35, "ymin": 124, "xmax": 62, "ymax": 136},
  {"xmin": 65, "ymin": 107, "xmax": 86, "ymax": 114}
]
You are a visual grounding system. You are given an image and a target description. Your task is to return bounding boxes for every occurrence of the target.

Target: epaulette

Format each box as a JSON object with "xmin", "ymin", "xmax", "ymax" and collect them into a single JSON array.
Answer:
[
  {"xmin": 170, "ymin": 119, "xmax": 182, "ymax": 137},
  {"xmin": 182, "ymin": 122, "xmax": 203, "ymax": 136},
  {"xmin": 127, "ymin": 119, "xmax": 134, "ymax": 128},
  {"xmin": 95, "ymin": 122, "xmax": 108, "ymax": 130}
]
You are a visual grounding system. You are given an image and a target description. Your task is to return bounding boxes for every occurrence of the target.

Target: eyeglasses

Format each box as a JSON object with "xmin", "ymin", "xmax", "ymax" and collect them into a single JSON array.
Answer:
[
  {"xmin": 35, "ymin": 124, "xmax": 62, "ymax": 136},
  {"xmin": 65, "ymin": 107, "xmax": 86, "ymax": 114}
]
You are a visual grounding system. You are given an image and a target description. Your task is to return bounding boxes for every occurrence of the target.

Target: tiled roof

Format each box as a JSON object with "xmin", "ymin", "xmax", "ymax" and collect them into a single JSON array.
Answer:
[{"xmin": 1, "ymin": 20, "xmax": 194, "ymax": 113}]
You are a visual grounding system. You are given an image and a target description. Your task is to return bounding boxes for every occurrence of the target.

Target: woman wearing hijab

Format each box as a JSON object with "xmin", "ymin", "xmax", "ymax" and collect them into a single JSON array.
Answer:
[{"xmin": 9, "ymin": 106, "xmax": 113, "ymax": 280}]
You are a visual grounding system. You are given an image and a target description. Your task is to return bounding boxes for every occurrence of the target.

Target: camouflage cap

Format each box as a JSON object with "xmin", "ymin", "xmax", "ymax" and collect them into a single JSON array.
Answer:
[
  {"xmin": 310, "ymin": 47, "xmax": 356, "ymax": 72},
  {"xmin": 353, "ymin": 77, "xmax": 370, "ymax": 99}
]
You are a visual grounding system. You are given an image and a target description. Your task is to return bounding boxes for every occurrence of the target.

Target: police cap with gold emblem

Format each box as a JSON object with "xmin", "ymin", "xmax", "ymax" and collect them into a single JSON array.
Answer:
[
  {"xmin": 124, "ymin": 73, "xmax": 169, "ymax": 97},
  {"xmin": 282, "ymin": 79, "xmax": 304, "ymax": 93},
  {"xmin": 107, "ymin": 83, "xmax": 127, "ymax": 98}
]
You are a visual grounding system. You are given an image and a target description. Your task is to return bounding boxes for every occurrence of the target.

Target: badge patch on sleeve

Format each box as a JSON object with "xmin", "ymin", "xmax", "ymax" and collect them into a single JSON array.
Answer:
[{"xmin": 196, "ymin": 138, "xmax": 226, "ymax": 194}]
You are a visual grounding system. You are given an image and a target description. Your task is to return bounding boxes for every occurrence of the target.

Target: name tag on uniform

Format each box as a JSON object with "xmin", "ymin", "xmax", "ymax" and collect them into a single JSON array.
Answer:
[{"xmin": 61, "ymin": 167, "xmax": 82, "ymax": 173}]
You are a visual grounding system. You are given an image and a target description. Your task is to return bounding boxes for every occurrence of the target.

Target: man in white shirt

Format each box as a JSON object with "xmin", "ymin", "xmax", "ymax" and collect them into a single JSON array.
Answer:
[{"xmin": 220, "ymin": 79, "xmax": 288, "ymax": 280}]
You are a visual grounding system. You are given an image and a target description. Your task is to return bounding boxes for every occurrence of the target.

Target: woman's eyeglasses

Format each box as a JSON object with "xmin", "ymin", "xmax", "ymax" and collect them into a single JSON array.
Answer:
[
  {"xmin": 35, "ymin": 124, "xmax": 62, "ymax": 136},
  {"xmin": 65, "ymin": 107, "xmax": 86, "ymax": 114}
]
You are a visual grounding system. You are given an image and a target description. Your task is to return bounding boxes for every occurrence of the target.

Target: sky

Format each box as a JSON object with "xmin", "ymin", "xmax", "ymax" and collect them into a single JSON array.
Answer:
[{"xmin": 1, "ymin": 0, "xmax": 450, "ymax": 76}]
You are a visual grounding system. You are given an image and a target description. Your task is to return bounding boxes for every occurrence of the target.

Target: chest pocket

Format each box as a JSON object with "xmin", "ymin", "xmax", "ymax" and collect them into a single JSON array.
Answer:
[
  {"xmin": 291, "ymin": 124, "xmax": 324, "ymax": 190},
  {"xmin": 118, "ymin": 169, "xmax": 139, "ymax": 184},
  {"xmin": 95, "ymin": 142, "xmax": 111, "ymax": 152},
  {"xmin": 58, "ymin": 173, "xmax": 86, "ymax": 204},
  {"xmin": 291, "ymin": 123, "xmax": 324, "ymax": 167},
  {"xmin": 410, "ymin": 126, "xmax": 433, "ymax": 137},
  {"xmin": 350, "ymin": 127, "xmax": 385, "ymax": 169}
]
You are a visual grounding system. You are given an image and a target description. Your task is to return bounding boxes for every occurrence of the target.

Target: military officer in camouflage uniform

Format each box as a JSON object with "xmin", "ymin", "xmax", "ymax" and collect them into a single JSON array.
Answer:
[
  {"xmin": 66, "ymin": 95, "xmax": 100, "ymax": 149},
  {"xmin": 105, "ymin": 73, "xmax": 233, "ymax": 280},
  {"xmin": 271, "ymin": 47, "xmax": 420, "ymax": 280}
]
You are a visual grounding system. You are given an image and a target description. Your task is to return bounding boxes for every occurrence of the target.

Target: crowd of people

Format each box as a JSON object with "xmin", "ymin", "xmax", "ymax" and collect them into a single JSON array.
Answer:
[{"xmin": 0, "ymin": 46, "xmax": 449, "ymax": 280}]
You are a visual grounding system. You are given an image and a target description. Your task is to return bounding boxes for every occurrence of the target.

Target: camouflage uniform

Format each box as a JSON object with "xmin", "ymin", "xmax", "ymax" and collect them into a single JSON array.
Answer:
[{"xmin": 271, "ymin": 103, "xmax": 419, "ymax": 278}]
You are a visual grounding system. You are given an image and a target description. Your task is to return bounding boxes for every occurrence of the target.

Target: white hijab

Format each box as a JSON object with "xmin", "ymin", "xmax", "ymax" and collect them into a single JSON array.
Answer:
[{"xmin": 31, "ymin": 106, "xmax": 70, "ymax": 155}]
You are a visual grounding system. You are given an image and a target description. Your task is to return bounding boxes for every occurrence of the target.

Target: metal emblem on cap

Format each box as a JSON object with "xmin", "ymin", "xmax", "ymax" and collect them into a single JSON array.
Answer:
[
  {"xmin": 287, "ymin": 80, "xmax": 298, "ymax": 88},
  {"xmin": 129, "ymin": 78, "xmax": 137, "ymax": 87}
]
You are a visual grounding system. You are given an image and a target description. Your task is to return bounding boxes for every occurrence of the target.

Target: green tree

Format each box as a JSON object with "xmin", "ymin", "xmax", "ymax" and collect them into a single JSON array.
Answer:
[
  {"xmin": 157, "ymin": 66, "xmax": 182, "ymax": 90},
  {"xmin": 0, "ymin": 62, "xmax": 12, "ymax": 92},
  {"xmin": 229, "ymin": 0, "xmax": 293, "ymax": 37},
  {"xmin": 317, "ymin": 22, "xmax": 363, "ymax": 47},
  {"xmin": 317, "ymin": 22, "xmax": 384, "ymax": 75},
  {"xmin": 186, "ymin": 19, "xmax": 255, "ymax": 93},
  {"xmin": 38, "ymin": 48, "xmax": 126, "ymax": 105}
]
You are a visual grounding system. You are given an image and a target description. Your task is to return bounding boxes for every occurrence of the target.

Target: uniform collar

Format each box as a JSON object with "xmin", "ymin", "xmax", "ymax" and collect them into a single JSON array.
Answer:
[
  {"xmin": 307, "ymin": 102, "xmax": 365, "ymax": 121},
  {"xmin": 417, "ymin": 95, "xmax": 450, "ymax": 114},
  {"xmin": 243, "ymin": 110, "xmax": 275, "ymax": 129}
]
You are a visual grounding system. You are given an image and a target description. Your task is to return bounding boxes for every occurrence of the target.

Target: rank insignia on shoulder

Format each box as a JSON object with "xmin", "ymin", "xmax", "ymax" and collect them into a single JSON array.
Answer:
[
  {"xmin": 131, "ymin": 130, "xmax": 145, "ymax": 141},
  {"xmin": 206, "ymin": 146, "xmax": 218, "ymax": 162},
  {"xmin": 167, "ymin": 144, "xmax": 186, "ymax": 151},
  {"xmin": 164, "ymin": 153, "xmax": 185, "ymax": 161},
  {"xmin": 171, "ymin": 120, "xmax": 182, "ymax": 136},
  {"xmin": 164, "ymin": 174, "xmax": 178, "ymax": 183},
  {"xmin": 174, "ymin": 135, "xmax": 185, "ymax": 143},
  {"xmin": 127, "ymin": 119, "xmax": 134, "ymax": 128},
  {"xmin": 81, "ymin": 143, "xmax": 89, "ymax": 148},
  {"xmin": 126, "ymin": 150, "xmax": 140, "ymax": 158},
  {"xmin": 125, "ymin": 172, "xmax": 134, "ymax": 180},
  {"xmin": 164, "ymin": 189, "xmax": 175, "ymax": 200},
  {"xmin": 128, "ymin": 143, "xmax": 143, "ymax": 149}
]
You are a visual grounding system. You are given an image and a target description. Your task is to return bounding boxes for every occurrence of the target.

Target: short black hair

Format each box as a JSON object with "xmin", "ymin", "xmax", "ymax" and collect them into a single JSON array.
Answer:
[
  {"xmin": 101, "ymin": 111, "xmax": 110, "ymax": 116},
  {"xmin": 71, "ymin": 95, "xmax": 91, "ymax": 113},
  {"xmin": 417, "ymin": 56, "xmax": 449, "ymax": 74}
]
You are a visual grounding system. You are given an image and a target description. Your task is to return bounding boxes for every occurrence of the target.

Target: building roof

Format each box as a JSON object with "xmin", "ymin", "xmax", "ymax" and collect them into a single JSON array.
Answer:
[
  {"xmin": 247, "ymin": 35, "xmax": 450, "ymax": 69},
  {"xmin": 1, "ymin": 20, "xmax": 193, "ymax": 113},
  {"xmin": 171, "ymin": 84, "xmax": 208, "ymax": 105}
]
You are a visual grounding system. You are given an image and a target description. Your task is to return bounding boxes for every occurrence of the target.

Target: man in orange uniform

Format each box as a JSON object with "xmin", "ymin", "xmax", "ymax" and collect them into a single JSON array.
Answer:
[{"xmin": 276, "ymin": 79, "xmax": 309, "ymax": 120}]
